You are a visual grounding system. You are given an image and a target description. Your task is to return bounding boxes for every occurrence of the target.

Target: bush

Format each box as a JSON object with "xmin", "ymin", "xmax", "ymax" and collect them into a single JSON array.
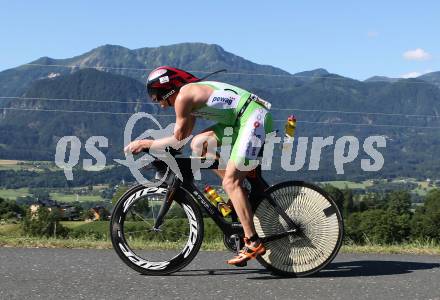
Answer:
[
  {"xmin": 68, "ymin": 221, "xmax": 109, "ymax": 240},
  {"xmin": 203, "ymin": 218, "xmax": 223, "ymax": 242}
]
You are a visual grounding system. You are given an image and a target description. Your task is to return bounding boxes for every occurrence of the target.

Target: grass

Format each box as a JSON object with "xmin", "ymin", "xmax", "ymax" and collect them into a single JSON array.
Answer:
[
  {"xmin": 1, "ymin": 235, "xmax": 439, "ymax": 255},
  {"xmin": 61, "ymin": 221, "xmax": 87, "ymax": 229},
  {"xmin": 1, "ymin": 223, "xmax": 440, "ymax": 254},
  {"xmin": 64, "ymin": 221, "xmax": 110, "ymax": 238},
  {"xmin": 0, "ymin": 224, "xmax": 224, "ymax": 251},
  {"xmin": 92, "ymin": 184, "xmax": 109, "ymax": 190},
  {"xmin": 0, "ymin": 236, "xmax": 113, "ymax": 249},
  {"xmin": 0, "ymin": 236, "xmax": 226, "ymax": 251},
  {"xmin": 0, "ymin": 224, "xmax": 22, "ymax": 236},
  {"xmin": 342, "ymin": 243, "xmax": 440, "ymax": 255}
]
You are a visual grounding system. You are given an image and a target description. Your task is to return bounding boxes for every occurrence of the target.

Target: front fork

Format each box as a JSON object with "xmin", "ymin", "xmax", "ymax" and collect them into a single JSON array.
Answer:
[{"xmin": 153, "ymin": 175, "xmax": 180, "ymax": 230}]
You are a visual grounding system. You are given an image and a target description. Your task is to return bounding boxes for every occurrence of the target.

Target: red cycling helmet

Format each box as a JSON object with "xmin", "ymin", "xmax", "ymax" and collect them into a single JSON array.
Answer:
[{"xmin": 146, "ymin": 66, "xmax": 200, "ymax": 102}]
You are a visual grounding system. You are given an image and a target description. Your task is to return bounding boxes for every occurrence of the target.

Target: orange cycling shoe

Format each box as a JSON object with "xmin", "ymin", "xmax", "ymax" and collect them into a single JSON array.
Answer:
[{"xmin": 227, "ymin": 237, "xmax": 266, "ymax": 267}]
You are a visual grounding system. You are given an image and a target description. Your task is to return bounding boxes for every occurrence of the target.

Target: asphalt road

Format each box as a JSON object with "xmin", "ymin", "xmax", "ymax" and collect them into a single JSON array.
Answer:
[{"xmin": 0, "ymin": 248, "xmax": 439, "ymax": 300}]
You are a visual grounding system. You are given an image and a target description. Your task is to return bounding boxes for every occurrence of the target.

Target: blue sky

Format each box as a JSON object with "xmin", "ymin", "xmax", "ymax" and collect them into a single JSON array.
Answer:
[{"xmin": 0, "ymin": 0, "xmax": 438, "ymax": 80}]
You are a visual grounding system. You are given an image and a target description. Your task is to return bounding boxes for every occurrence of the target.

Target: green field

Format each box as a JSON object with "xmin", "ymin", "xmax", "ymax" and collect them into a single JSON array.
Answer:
[
  {"xmin": 62, "ymin": 221, "xmax": 109, "ymax": 231},
  {"xmin": 0, "ymin": 159, "xmax": 61, "ymax": 172},
  {"xmin": 49, "ymin": 193, "xmax": 105, "ymax": 202},
  {"xmin": 412, "ymin": 181, "xmax": 437, "ymax": 196},
  {"xmin": 0, "ymin": 188, "xmax": 105, "ymax": 202},
  {"xmin": 0, "ymin": 160, "xmax": 24, "ymax": 171},
  {"xmin": 321, "ymin": 179, "xmax": 438, "ymax": 196},
  {"xmin": 320, "ymin": 180, "xmax": 374, "ymax": 190},
  {"xmin": 0, "ymin": 188, "xmax": 30, "ymax": 200}
]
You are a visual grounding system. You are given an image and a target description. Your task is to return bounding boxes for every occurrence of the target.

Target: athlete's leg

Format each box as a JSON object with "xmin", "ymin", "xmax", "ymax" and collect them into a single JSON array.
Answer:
[
  {"xmin": 224, "ymin": 105, "xmax": 271, "ymax": 243},
  {"xmin": 190, "ymin": 125, "xmax": 228, "ymax": 178},
  {"xmin": 224, "ymin": 106, "xmax": 272, "ymax": 265},
  {"xmin": 222, "ymin": 161, "xmax": 255, "ymax": 237}
]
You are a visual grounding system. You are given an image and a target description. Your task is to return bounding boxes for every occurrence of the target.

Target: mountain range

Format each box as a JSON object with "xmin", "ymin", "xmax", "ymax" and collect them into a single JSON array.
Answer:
[{"xmin": 1, "ymin": 43, "xmax": 440, "ymax": 181}]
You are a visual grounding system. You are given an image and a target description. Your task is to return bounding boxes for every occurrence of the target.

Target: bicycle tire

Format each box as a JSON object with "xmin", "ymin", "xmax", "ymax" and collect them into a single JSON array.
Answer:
[
  {"xmin": 254, "ymin": 181, "xmax": 343, "ymax": 277},
  {"xmin": 110, "ymin": 184, "xmax": 204, "ymax": 275}
]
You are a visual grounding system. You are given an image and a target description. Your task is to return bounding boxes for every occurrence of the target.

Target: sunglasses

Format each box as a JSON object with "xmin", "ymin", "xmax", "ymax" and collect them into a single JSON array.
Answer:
[{"xmin": 151, "ymin": 94, "xmax": 164, "ymax": 103}]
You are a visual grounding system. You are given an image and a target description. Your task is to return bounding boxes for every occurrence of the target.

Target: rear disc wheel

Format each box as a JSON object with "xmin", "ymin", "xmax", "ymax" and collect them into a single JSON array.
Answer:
[{"xmin": 253, "ymin": 181, "xmax": 343, "ymax": 277}]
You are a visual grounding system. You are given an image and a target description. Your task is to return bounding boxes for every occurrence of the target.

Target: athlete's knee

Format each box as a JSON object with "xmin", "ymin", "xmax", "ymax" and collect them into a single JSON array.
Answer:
[
  {"xmin": 191, "ymin": 135, "xmax": 210, "ymax": 154},
  {"xmin": 190, "ymin": 135, "xmax": 204, "ymax": 154},
  {"xmin": 191, "ymin": 133, "xmax": 218, "ymax": 157},
  {"xmin": 222, "ymin": 175, "xmax": 241, "ymax": 193}
]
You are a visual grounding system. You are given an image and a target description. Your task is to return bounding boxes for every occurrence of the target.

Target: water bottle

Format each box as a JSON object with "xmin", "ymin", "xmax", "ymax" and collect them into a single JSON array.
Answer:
[
  {"xmin": 204, "ymin": 185, "xmax": 232, "ymax": 217},
  {"xmin": 284, "ymin": 115, "xmax": 297, "ymax": 141}
]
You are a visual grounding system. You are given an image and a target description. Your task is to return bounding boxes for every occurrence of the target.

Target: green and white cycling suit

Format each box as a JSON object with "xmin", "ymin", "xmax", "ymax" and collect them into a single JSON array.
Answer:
[{"xmin": 189, "ymin": 81, "xmax": 273, "ymax": 165}]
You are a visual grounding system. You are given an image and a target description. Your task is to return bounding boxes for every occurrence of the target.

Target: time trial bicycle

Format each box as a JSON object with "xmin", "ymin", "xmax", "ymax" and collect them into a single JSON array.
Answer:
[{"xmin": 110, "ymin": 147, "xmax": 343, "ymax": 277}]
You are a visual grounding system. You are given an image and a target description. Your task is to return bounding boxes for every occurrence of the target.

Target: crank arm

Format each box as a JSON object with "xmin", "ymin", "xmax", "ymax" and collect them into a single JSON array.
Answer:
[
  {"xmin": 264, "ymin": 194, "xmax": 298, "ymax": 231},
  {"xmin": 260, "ymin": 229, "xmax": 299, "ymax": 243}
]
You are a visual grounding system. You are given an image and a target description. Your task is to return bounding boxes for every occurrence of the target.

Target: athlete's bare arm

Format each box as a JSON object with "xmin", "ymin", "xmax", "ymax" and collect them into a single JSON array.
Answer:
[{"xmin": 124, "ymin": 84, "xmax": 213, "ymax": 154}]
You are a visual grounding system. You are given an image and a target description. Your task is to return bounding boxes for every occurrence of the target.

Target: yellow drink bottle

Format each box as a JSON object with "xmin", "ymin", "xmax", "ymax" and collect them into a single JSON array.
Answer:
[
  {"xmin": 284, "ymin": 115, "xmax": 297, "ymax": 141},
  {"xmin": 204, "ymin": 185, "xmax": 232, "ymax": 217}
]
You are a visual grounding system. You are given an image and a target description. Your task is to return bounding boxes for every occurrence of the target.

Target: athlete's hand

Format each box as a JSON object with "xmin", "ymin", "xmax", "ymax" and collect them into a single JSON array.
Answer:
[{"xmin": 124, "ymin": 140, "xmax": 152, "ymax": 155}]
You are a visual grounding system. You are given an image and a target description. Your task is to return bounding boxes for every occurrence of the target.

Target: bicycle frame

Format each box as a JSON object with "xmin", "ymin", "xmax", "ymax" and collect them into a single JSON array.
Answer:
[{"xmin": 152, "ymin": 155, "xmax": 300, "ymax": 241}]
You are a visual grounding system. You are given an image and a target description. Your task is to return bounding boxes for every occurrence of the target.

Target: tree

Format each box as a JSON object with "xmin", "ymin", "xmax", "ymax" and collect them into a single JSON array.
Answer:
[
  {"xmin": 345, "ymin": 208, "xmax": 411, "ymax": 244},
  {"xmin": 22, "ymin": 207, "xmax": 69, "ymax": 238},
  {"xmin": 0, "ymin": 197, "xmax": 24, "ymax": 221},
  {"xmin": 345, "ymin": 212, "xmax": 363, "ymax": 243},
  {"xmin": 111, "ymin": 185, "xmax": 129, "ymax": 206},
  {"xmin": 323, "ymin": 185, "xmax": 355, "ymax": 218},
  {"xmin": 359, "ymin": 193, "xmax": 386, "ymax": 211},
  {"xmin": 386, "ymin": 191, "xmax": 412, "ymax": 215},
  {"xmin": 342, "ymin": 187, "xmax": 354, "ymax": 218},
  {"xmin": 323, "ymin": 185, "xmax": 344, "ymax": 213},
  {"xmin": 411, "ymin": 189, "xmax": 440, "ymax": 241},
  {"xmin": 29, "ymin": 188, "xmax": 51, "ymax": 201}
]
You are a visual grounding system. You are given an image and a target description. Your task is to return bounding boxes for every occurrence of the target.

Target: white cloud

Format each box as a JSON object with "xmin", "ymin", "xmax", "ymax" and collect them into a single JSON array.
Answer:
[
  {"xmin": 403, "ymin": 48, "xmax": 432, "ymax": 61},
  {"xmin": 400, "ymin": 72, "xmax": 422, "ymax": 78},
  {"xmin": 400, "ymin": 69, "xmax": 433, "ymax": 78}
]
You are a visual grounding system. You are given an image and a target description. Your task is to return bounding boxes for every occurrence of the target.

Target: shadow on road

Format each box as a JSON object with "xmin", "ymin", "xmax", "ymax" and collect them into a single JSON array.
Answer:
[
  {"xmin": 170, "ymin": 268, "xmax": 269, "ymax": 277},
  {"xmin": 314, "ymin": 260, "xmax": 440, "ymax": 278},
  {"xmin": 170, "ymin": 260, "xmax": 439, "ymax": 279},
  {"xmin": 247, "ymin": 260, "xmax": 440, "ymax": 280}
]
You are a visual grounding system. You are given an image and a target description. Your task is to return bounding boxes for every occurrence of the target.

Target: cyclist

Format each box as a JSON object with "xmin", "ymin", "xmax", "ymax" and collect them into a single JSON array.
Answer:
[{"xmin": 124, "ymin": 66, "xmax": 273, "ymax": 266}]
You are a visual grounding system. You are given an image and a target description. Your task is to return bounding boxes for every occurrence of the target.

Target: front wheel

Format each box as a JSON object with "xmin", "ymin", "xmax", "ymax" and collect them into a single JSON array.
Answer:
[
  {"xmin": 253, "ymin": 181, "xmax": 344, "ymax": 277},
  {"xmin": 110, "ymin": 184, "xmax": 204, "ymax": 275}
]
